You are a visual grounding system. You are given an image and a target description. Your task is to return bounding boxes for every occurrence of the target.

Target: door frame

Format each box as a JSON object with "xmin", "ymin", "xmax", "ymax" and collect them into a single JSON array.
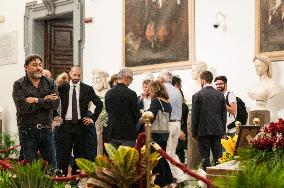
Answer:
[{"xmin": 24, "ymin": 0, "xmax": 85, "ymax": 67}]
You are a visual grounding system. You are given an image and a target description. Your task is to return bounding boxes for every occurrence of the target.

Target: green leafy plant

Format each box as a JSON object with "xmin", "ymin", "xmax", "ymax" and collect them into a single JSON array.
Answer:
[
  {"xmin": 76, "ymin": 143, "xmax": 160, "ymax": 188},
  {"xmin": 0, "ymin": 132, "xmax": 19, "ymax": 158},
  {"xmin": 214, "ymin": 149, "xmax": 284, "ymax": 188},
  {"xmin": 0, "ymin": 160, "xmax": 67, "ymax": 188}
]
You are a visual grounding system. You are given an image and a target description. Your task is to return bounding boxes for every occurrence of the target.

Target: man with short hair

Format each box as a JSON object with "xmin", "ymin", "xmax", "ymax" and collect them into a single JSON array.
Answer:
[
  {"xmin": 214, "ymin": 76, "xmax": 237, "ymax": 137},
  {"xmin": 12, "ymin": 54, "xmax": 59, "ymax": 166},
  {"xmin": 105, "ymin": 68, "xmax": 140, "ymax": 148},
  {"xmin": 191, "ymin": 71, "xmax": 226, "ymax": 170},
  {"xmin": 56, "ymin": 65, "xmax": 103, "ymax": 175}
]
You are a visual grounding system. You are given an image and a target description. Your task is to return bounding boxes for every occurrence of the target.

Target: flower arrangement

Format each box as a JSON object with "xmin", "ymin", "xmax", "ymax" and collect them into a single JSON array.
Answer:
[
  {"xmin": 218, "ymin": 135, "xmax": 238, "ymax": 163},
  {"xmin": 249, "ymin": 118, "xmax": 284, "ymax": 151}
]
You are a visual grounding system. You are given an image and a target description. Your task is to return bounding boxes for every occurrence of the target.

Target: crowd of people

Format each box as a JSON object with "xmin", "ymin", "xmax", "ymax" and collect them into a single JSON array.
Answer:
[{"xmin": 13, "ymin": 53, "xmax": 257, "ymax": 187}]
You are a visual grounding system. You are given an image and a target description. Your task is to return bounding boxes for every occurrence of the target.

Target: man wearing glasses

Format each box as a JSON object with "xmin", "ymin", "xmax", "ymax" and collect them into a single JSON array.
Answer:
[
  {"xmin": 214, "ymin": 76, "xmax": 237, "ymax": 137},
  {"xmin": 105, "ymin": 68, "xmax": 140, "ymax": 148}
]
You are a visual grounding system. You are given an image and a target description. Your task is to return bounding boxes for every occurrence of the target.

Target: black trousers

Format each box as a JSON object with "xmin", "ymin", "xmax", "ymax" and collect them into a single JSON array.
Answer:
[
  {"xmin": 59, "ymin": 121, "xmax": 86, "ymax": 175},
  {"xmin": 197, "ymin": 135, "xmax": 223, "ymax": 171}
]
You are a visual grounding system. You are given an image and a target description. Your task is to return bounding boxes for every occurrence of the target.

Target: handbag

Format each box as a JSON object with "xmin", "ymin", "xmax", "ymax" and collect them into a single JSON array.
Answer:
[{"xmin": 151, "ymin": 99, "xmax": 170, "ymax": 133}]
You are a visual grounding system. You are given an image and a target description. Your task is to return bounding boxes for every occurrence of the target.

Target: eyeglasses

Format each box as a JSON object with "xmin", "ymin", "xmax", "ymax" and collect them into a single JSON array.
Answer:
[
  {"xmin": 128, "ymin": 76, "xmax": 133, "ymax": 81},
  {"xmin": 215, "ymin": 82, "xmax": 224, "ymax": 86}
]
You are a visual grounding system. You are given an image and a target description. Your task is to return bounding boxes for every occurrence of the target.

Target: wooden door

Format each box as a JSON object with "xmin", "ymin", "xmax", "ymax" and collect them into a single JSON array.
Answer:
[{"xmin": 45, "ymin": 19, "xmax": 73, "ymax": 79}]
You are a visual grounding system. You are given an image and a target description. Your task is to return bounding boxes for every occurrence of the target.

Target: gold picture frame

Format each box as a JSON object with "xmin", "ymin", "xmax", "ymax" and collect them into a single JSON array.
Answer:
[
  {"xmin": 255, "ymin": 0, "xmax": 284, "ymax": 61},
  {"xmin": 123, "ymin": 0, "xmax": 195, "ymax": 74}
]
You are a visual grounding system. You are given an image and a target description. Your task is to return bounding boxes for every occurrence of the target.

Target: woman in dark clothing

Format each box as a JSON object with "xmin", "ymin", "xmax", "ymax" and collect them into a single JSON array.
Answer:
[{"xmin": 147, "ymin": 81, "xmax": 174, "ymax": 187}]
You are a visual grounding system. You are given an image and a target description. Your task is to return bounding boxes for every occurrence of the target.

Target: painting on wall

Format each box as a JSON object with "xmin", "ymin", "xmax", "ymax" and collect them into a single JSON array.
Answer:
[
  {"xmin": 256, "ymin": 0, "xmax": 284, "ymax": 61},
  {"xmin": 123, "ymin": 0, "xmax": 195, "ymax": 73}
]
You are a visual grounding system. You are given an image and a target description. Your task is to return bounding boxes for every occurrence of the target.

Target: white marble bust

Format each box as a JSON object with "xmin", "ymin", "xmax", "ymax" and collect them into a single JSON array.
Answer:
[
  {"xmin": 191, "ymin": 61, "xmax": 208, "ymax": 93},
  {"xmin": 248, "ymin": 55, "xmax": 280, "ymax": 110},
  {"xmin": 92, "ymin": 69, "xmax": 110, "ymax": 97}
]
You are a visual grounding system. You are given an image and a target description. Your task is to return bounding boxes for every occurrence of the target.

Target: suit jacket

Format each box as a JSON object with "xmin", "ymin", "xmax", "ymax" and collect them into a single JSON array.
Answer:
[
  {"xmin": 191, "ymin": 86, "xmax": 226, "ymax": 138},
  {"xmin": 105, "ymin": 83, "xmax": 140, "ymax": 140},
  {"xmin": 57, "ymin": 82, "xmax": 103, "ymax": 123}
]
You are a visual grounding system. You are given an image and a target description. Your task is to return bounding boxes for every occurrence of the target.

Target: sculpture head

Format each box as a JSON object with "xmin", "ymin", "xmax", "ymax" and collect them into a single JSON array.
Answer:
[
  {"xmin": 253, "ymin": 55, "xmax": 272, "ymax": 78},
  {"xmin": 191, "ymin": 61, "xmax": 208, "ymax": 81},
  {"xmin": 92, "ymin": 69, "xmax": 110, "ymax": 91}
]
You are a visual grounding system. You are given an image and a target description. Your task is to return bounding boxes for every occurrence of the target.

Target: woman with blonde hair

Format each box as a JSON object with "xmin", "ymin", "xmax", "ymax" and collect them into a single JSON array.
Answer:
[
  {"xmin": 146, "ymin": 80, "xmax": 174, "ymax": 187},
  {"xmin": 55, "ymin": 72, "xmax": 69, "ymax": 86}
]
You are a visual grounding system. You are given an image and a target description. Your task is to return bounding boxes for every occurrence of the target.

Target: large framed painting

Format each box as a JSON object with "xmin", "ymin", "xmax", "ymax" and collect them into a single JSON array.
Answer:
[
  {"xmin": 123, "ymin": 0, "xmax": 195, "ymax": 73},
  {"xmin": 256, "ymin": 0, "xmax": 284, "ymax": 61}
]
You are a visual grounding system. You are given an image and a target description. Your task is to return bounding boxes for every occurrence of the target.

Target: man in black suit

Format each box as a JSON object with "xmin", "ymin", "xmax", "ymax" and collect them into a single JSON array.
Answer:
[
  {"xmin": 105, "ymin": 68, "xmax": 140, "ymax": 148},
  {"xmin": 191, "ymin": 71, "xmax": 226, "ymax": 170},
  {"xmin": 56, "ymin": 66, "xmax": 103, "ymax": 175}
]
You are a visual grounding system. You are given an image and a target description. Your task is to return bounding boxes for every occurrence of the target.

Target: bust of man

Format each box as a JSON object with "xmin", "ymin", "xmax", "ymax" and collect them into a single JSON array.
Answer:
[
  {"xmin": 92, "ymin": 69, "xmax": 110, "ymax": 97},
  {"xmin": 191, "ymin": 61, "xmax": 208, "ymax": 93},
  {"xmin": 248, "ymin": 55, "xmax": 280, "ymax": 110}
]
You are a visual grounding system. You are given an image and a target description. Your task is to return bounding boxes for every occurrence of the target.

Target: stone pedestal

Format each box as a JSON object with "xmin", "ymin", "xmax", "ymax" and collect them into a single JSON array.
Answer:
[
  {"xmin": 249, "ymin": 110, "xmax": 270, "ymax": 126},
  {"xmin": 187, "ymin": 113, "xmax": 202, "ymax": 169},
  {"xmin": 206, "ymin": 160, "xmax": 240, "ymax": 187}
]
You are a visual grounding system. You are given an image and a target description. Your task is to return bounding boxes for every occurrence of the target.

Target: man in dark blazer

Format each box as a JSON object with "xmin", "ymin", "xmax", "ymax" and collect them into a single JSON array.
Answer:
[
  {"xmin": 191, "ymin": 71, "xmax": 226, "ymax": 171},
  {"xmin": 105, "ymin": 68, "xmax": 140, "ymax": 148},
  {"xmin": 56, "ymin": 66, "xmax": 103, "ymax": 175}
]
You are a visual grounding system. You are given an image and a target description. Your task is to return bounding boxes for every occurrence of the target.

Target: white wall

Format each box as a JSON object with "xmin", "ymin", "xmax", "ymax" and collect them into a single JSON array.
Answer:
[
  {"xmin": 0, "ymin": 0, "xmax": 26, "ymax": 133},
  {"xmin": 0, "ymin": 0, "xmax": 283, "ymax": 134}
]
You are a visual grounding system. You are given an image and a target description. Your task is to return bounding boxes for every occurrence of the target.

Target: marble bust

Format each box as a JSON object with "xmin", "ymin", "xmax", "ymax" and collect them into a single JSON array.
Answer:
[
  {"xmin": 92, "ymin": 69, "xmax": 110, "ymax": 97},
  {"xmin": 191, "ymin": 61, "xmax": 208, "ymax": 93},
  {"xmin": 248, "ymin": 55, "xmax": 279, "ymax": 110}
]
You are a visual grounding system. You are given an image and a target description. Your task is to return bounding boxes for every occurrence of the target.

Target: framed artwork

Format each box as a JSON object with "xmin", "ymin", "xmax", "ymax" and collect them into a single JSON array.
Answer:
[
  {"xmin": 235, "ymin": 125, "xmax": 260, "ymax": 150},
  {"xmin": 256, "ymin": 0, "xmax": 284, "ymax": 61},
  {"xmin": 123, "ymin": 0, "xmax": 195, "ymax": 73}
]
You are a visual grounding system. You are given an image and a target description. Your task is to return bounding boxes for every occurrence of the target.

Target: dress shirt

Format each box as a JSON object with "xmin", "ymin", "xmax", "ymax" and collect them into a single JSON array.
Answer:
[
  {"xmin": 65, "ymin": 81, "xmax": 81, "ymax": 120},
  {"xmin": 164, "ymin": 82, "xmax": 182, "ymax": 121}
]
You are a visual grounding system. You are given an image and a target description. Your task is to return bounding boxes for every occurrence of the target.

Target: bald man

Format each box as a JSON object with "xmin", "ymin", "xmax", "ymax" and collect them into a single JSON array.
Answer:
[{"xmin": 55, "ymin": 65, "xmax": 103, "ymax": 175}]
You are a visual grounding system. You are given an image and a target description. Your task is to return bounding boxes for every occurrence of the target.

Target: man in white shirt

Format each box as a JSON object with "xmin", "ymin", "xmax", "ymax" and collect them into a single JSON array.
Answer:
[{"xmin": 214, "ymin": 76, "xmax": 237, "ymax": 137}]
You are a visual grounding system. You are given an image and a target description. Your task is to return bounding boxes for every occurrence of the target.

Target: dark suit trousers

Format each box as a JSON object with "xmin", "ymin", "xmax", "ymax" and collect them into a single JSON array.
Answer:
[
  {"xmin": 60, "ymin": 121, "xmax": 86, "ymax": 175},
  {"xmin": 197, "ymin": 135, "xmax": 222, "ymax": 171}
]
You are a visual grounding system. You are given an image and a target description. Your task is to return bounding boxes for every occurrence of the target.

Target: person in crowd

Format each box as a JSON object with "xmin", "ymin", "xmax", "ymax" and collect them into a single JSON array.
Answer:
[
  {"xmin": 158, "ymin": 70, "xmax": 188, "ymax": 183},
  {"xmin": 108, "ymin": 74, "xmax": 118, "ymax": 88},
  {"xmin": 191, "ymin": 71, "xmax": 227, "ymax": 170},
  {"xmin": 56, "ymin": 65, "xmax": 103, "ymax": 175},
  {"xmin": 43, "ymin": 69, "xmax": 52, "ymax": 79},
  {"xmin": 214, "ymin": 76, "xmax": 237, "ymax": 137},
  {"xmin": 52, "ymin": 72, "xmax": 69, "ymax": 171},
  {"xmin": 12, "ymin": 54, "xmax": 59, "ymax": 167},
  {"xmin": 55, "ymin": 72, "xmax": 69, "ymax": 86},
  {"xmin": 105, "ymin": 68, "xmax": 140, "ymax": 148},
  {"xmin": 147, "ymin": 80, "xmax": 174, "ymax": 187},
  {"xmin": 172, "ymin": 75, "xmax": 189, "ymax": 163},
  {"xmin": 138, "ymin": 79, "xmax": 152, "ymax": 112}
]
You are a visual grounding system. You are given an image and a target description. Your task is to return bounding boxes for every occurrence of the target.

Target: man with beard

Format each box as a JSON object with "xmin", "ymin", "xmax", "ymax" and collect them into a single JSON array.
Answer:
[
  {"xmin": 12, "ymin": 54, "xmax": 60, "ymax": 166},
  {"xmin": 214, "ymin": 76, "xmax": 237, "ymax": 137},
  {"xmin": 56, "ymin": 66, "xmax": 103, "ymax": 176}
]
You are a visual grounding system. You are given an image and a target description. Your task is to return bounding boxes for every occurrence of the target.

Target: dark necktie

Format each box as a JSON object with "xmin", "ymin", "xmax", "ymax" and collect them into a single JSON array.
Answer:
[{"xmin": 72, "ymin": 85, "xmax": 78, "ymax": 123}]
